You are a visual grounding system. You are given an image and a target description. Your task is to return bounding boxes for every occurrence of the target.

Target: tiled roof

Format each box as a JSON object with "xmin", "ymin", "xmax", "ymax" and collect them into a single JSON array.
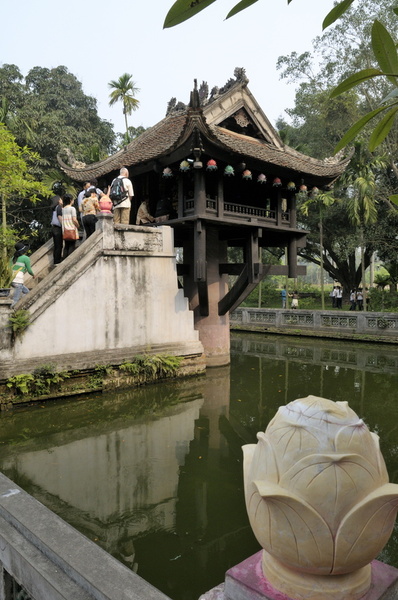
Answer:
[
  {"xmin": 58, "ymin": 113, "xmax": 189, "ymax": 181},
  {"xmin": 59, "ymin": 108, "xmax": 349, "ymax": 183},
  {"xmin": 210, "ymin": 126, "xmax": 351, "ymax": 180}
]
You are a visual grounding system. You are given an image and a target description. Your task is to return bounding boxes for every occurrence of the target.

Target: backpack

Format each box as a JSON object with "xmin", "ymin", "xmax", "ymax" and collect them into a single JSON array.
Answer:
[{"xmin": 109, "ymin": 177, "xmax": 127, "ymax": 207}]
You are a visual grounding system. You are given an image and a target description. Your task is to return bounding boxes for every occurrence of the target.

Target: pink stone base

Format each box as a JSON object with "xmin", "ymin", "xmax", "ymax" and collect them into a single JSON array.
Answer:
[{"xmin": 220, "ymin": 552, "xmax": 398, "ymax": 600}]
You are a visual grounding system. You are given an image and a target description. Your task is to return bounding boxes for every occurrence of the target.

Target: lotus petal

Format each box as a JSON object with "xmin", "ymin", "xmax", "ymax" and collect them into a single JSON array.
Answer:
[
  {"xmin": 334, "ymin": 483, "xmax": 398, "ymax": 573},
  {"xmin": 244, "ymin": 434, "xmax": 279, "ymax": 485},
  {"xmin": 335, "ymin": 424, "xmax": 388, "ymax": 483},
  {"xmin": 251, "ymin": 480, "xmax": 334, "ymax": 573},
  {"xmin": 280, "ymin": 453, "xmax": 381, "ymax": 532}
]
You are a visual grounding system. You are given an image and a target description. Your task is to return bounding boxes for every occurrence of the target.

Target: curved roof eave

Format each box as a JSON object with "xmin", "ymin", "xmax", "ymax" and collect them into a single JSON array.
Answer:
[
  {"xmin": 59, "ymin": 109, "xmax": 351, "ymax": 184},
  {"xmin": 58, "ymin": 112, "xmax": 189, "ymax": 181}
]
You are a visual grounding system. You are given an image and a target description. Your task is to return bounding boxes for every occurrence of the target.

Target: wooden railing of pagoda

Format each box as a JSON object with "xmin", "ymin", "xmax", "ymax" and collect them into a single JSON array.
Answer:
[{"xmin": 183, "ymin": 198, "xmax": 290, "ymax": 225}]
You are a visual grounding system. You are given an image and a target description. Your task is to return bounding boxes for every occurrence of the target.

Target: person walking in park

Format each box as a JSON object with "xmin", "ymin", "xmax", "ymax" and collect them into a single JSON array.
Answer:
[{"xmin": 281, "ymin": 286, "xmax": 287, "ymax": 308}]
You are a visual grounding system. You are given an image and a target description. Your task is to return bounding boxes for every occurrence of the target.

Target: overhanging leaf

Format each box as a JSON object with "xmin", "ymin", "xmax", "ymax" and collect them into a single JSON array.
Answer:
[
  {"xmin": 334, "ymin": 105, "xmax": 389, "ymax": 153},
  {"xmin": 389, "ymin": 195, "xmax": 398, "ymax": 206},
  {"xmin": 226, "ymin": 0, "xmax": 258, "ymax": 20},
  {"xmin": 381, "ymin": 89, "xmax": 398, "ymax": 104},
  {"xmin": 371, "ymin": 20, "xmax": 398, "ymax": 86},
  {"xmin": 330, "ymin": 68, "xmax": 384, "ymax": 99},
  {"xmin": 322, "ymin": 0, "xmax": 355, "ymax": 30},
  {"xmin": 164, "ymin": 0, "xmax": 217, "ymax": 28},
  {"xmin": 369, "ymin": 106, "xmax": 398, "ymax": 151}
]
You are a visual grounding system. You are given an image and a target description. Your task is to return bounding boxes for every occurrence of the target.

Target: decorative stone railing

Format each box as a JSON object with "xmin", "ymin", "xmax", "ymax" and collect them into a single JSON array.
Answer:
[{"xmin": 231, "ymin": 308, "xmax": 398, "ymax": 340}]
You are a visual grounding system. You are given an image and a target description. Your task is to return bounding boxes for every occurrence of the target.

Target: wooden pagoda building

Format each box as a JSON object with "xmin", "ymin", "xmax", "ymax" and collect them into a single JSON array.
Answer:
[{"xmin": 59, "ymin": 68, "xmax": 350, "ymax": 365}]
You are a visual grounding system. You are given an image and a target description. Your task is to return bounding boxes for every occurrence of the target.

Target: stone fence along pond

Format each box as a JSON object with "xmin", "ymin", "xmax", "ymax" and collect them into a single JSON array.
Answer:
[
  {"xmin": 1, "ymin": 333, "xmax": 398, "ymax": 599},
  {"xmin": 231, "ymin": 307, "xmax": 398, "ymax": 342}
]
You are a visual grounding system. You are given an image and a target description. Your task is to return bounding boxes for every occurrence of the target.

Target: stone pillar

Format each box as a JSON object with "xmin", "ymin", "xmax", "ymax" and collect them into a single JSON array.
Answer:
[
  {"xmin": 96, "ymin": 213, "xmax": 115, "ymax": 250},
  {"xmin": 0, "ymin": 298, "xmax": 13, "ymax": 361},
  {"xmin": 184, "ymin": 227, "xmax": 230, "ymax": 367}
]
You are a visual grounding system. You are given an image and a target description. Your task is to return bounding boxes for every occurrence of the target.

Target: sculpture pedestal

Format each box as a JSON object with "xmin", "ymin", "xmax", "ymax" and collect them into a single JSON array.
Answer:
[
  {"xmin": 262, "ymin": 551, "xmax": 370, "ymax": 600},
  {"xmin": 217, "ymin": 552, "xmax": 398, "ymax": 600}
]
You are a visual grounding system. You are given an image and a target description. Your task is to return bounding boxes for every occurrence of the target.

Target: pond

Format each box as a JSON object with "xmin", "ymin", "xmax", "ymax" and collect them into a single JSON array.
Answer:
[{"xmin": 1, "ymin": 332, "xmax": 398, "ymax": 600}]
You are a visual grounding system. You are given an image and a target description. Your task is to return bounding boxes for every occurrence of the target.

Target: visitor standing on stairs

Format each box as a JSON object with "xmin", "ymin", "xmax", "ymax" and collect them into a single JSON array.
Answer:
[
  {"xmin": 10, "ymin": 242, "xmax": 34, "ymax": 308},
  {"xmin": 51, "ymin": 195, "xmax": 63, "ymax": 265},
  {"xmin": 60, "ymin": 194, "xmax": 79, "ymax": 259}
]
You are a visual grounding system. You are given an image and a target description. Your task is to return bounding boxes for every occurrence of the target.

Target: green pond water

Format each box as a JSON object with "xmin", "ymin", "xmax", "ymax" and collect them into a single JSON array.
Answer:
[{"xmin": 1, "ymin": 332, "xmax": 398, "ymax": 599}]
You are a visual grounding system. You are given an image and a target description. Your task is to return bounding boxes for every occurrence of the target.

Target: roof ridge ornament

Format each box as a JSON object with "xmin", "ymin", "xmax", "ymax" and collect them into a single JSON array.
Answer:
[{"xmin": 189, "ymin": 79, "xmax": 201, "ymax": 110}]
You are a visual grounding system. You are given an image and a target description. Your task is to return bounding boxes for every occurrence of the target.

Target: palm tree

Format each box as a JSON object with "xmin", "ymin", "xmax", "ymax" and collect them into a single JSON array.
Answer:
[
  {"xmin": 340, "ymin": 143, "xmax": 388, "ymax": 310},
  {"xmin": 301, "ymin": 189, "xmax": 336, "ymax": 310},
  {"xmin": 108, "ymin": 74, "xmax": 140, "ymax": 142}
]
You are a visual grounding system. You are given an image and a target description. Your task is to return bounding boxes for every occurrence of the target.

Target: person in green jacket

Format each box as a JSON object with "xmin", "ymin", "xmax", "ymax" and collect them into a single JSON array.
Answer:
[{"xmin": 10, "ymin": 242, "xmax": 34, "ymax": 308}]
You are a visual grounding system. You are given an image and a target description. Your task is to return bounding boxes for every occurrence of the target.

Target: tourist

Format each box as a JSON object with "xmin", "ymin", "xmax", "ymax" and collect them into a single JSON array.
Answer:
[
  {"xmin": 331, "ymin": 286, "xmax": 337, "ymax": 308},
  {"xmin": 10, "ymin": 242, "xmax": 34, "ymax": 308},
  {"xmin": 77, "ymin": 181, "xmax": 91, "ymax": 215},
  {"xmin": 349, "ymin": 289, "xmax": 357, "ymax": 311},
  {"xmin": 60, "ymin": 194, "xmax": 79, "ymax": 259},
  {"xmin": 336, "ymin": 286, "xmax": 343, "ymax": 309},
  {"xmin": 281, "ymin": 286, "xmax": 287, "ymax": 308},
  {"xmin": 136, "ymin": 198, "xmax": 155, "ymax": 225},
  {"xmin": 357, "ymin": 288, "xmax": 364, "ymax": 310},
  {"xmin": 81, "ymin": 188, "xmax": 100, "ymax": 239},
  {"xmin": 51, "ymin": 195, "xmax": 63, "ymax": 265},
  {"xmin": 291, "ymin": 291, "xmax": 299, "ymax": 309},
  {"xmin": 111, "ymin": 167, "xmax": 134, "ymax": 225}
]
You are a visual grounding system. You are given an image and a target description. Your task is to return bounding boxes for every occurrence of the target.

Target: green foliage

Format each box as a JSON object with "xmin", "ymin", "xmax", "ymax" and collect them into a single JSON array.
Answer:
[
  {"xmin": 6, "ymin": 374, "xmax": 35, "ymax": 394},
  {"xmin": 368, "ymin": 288, "xmax": 398, "ymax": 312},
  {"xmin": 331, "ymin": 19, "xmax": 398, "ymax": 153},
  {"xmin": 0, "ymin": 227, "xmax": 16, "ymax": 287},
  {"xmin": 120, "ymin": 354, "xmax": 183, "ymax": 379},
  {"xmin": 108, "ymin": 74, "xmax": 140, "ymax": 139},
  {"xmin": 6, "ymin": 364, "xmax": 70, "ymax": 396},
  {"xmin": 8, "ymin": 309, "xmax": 31, "ymax": 338}
]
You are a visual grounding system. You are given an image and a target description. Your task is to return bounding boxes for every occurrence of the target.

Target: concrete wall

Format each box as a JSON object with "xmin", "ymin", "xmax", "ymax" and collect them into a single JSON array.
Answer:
[
  {"xmin": 0, "ymin": 471, "xmax": 172, "ymax": 600},
  {"xmin": 0, "ymin": 217, "xmax": 204, "ymax": 378}
]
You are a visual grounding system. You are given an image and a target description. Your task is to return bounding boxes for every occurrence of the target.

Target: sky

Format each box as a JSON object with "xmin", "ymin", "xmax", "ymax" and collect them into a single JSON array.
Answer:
[{"xmin": 1, "ymin": 0, "xmax": 336, "ymax": 137}]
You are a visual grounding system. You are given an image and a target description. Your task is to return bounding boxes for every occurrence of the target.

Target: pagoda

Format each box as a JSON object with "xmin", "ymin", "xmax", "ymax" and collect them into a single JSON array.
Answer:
[{"xmin": 59, "ymin": 68, "xmax": 350, "ymax": 366}]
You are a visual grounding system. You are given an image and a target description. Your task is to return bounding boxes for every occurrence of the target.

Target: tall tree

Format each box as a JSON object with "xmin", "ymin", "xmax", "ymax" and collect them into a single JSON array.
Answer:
[
  {"xmin": 339, "ymin": 143, "xmax": 388, "ymax": 308},
  {"xmin": 0, "ymin": 64, "xmax": 116, "ymax": 169},
  {"xmin": 108, "ymin": 74, "xmax": 140, "ymax": 142}
]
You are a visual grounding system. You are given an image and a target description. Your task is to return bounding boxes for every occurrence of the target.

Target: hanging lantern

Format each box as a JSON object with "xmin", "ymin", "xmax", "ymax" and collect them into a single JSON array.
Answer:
[
  {"xmin": 242, "ymin": 169, "xmax": 252, "ymax": 180},
  {"xmin": 281, "ymin": 198, "xmax": 288, "ymax": 212},
  {"xmin": 257, "ymin": 173, "xmax": 267, "ymax": 184},
  {"xmin": 162, "ymin": 167, "xmax": 173, "ymax": 178},
  {"xmin": 273, "ymin": 177, "xmax": 282, "ymax": 187},
  {"xmin": 299, "ymin": 184, "xmax": 308, "ymax": 194},
  {"xmin": 206, "ymin": 159, "xmax": 218, "ymax": 171},
  {"xmin": 179, "ymin": 160, "xmax": 190, "ymax": 172},
  {"xmin": 224, "ymin": 165, "xmax": 235, "ymax": 176},
  {"xmin": 287, "ymin": 181, "xmax": 296, "ymax": 191},
  {"xmin": 236, "ymin": 162, "xmax": 246, "ymax": 173},
  {"xmin": 311, "ymin": 186, "xmax": 320, "ymax": 197}
]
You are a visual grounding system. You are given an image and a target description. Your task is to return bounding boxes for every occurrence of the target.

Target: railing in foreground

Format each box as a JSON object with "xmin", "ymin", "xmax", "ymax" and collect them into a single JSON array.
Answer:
[
  {"xmin": 231, "ymin": 308, "xmax": 398, "ymax": 339},
  {"xmin": 0, "ymin": 473, "xmax": 171, "ymax": 600}
]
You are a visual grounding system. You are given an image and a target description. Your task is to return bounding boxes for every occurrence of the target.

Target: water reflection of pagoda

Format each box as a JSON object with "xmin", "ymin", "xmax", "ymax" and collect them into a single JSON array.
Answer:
[{"xmin": 60, "ymin": 68, "xmax": 350, "ymax": 365}]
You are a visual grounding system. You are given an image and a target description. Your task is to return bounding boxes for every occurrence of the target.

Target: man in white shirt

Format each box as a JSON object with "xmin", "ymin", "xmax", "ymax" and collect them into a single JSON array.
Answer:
[{"xmin": 113, "ymin": 167, "xmax": 134, "ymax": 225}]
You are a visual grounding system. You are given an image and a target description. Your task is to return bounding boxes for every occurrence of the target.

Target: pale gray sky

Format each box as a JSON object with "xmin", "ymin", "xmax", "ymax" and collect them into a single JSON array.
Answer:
[{"xmin": 1, "ymin": 0, "xmax": 335, "ymax": 136}]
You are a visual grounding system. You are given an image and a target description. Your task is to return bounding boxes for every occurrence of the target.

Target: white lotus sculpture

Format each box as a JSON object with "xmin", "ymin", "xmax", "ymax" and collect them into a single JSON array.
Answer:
[{"xmin": 243, "ymin": 396, "xmax": 398, "ymax": 600}]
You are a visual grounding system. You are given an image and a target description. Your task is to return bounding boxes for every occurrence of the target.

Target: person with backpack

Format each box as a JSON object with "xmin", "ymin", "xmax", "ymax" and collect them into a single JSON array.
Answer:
[{"xmin": 109, "ymin": 167, "xmax": 134, "ymax": 224}]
